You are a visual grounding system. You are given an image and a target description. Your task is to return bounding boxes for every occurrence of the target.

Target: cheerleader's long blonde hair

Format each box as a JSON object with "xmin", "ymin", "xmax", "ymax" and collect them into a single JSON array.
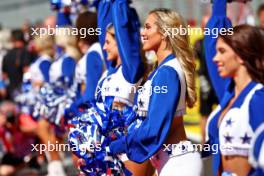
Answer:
[
  {"xmin": 34, "ymin": 34, "xmax": 54, "ymax": 58},
  {"xmin": 55, "ymin": 27, "xmax": 81, "ymax": 60},
  {"xmin": 149, "ymin": 8, "xmax": 196, "ymax": 108}
]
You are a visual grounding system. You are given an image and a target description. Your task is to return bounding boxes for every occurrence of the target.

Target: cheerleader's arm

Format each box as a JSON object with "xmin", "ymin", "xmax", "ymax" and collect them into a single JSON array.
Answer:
[
  {"xmin": 62, "ymin": 56, "xmax": 76, "ymax": 86},
  {"xmin": 249, "ymin": 88, "xmax": 264, "ymax": 132},
  {"xmin": 109, "ymin": 67, "xmax": 180, "ymax": 163},
  {"xmin": 97, "ymin": 0, "xmax": 113, "ymax": 69},
  {"xmin": 39, "ymin": 60, "xmax": 51, "ymax": 83},
  {"xmin": 82, "ymin": 51, "xmax": 104, "ymax": 102},
  {"xmin": 204, "ymin": 0, "xmax": 232, "ymax": 101},
  {"xmin": 247, "ymin": 88, "xmax": 264, "ymax": 172},
  {"xmin": 112, "ymin": 0, "xmax": 144, "ymax": 84}
]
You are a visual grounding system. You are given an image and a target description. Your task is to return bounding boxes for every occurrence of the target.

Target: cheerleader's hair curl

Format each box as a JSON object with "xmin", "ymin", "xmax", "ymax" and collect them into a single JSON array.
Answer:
[
  {"xmin": 149, "ymin": 8, "xmax": 197, "ymax": 108},
  {"xmin": 55, "ymin": 27, "xmax": 81, "ymax": 61},
  {"xmin": 34, "ymin": 33, "xmax": 55, "ymax": 58}
]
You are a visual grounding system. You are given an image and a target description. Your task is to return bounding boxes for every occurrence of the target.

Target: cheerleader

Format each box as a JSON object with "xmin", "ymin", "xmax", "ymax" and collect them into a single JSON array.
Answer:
[
  {"xmin": 18, "ymin": 34, "xmax": 53, "ymax": 133},
  {"xmin": 107, "ymin": 8, "xmax": 202, "ymax": 176},
  {"xmin": 65, "ymin": 2, "xmax": 112, "ymax": 117},
  {"xmin": 49, "ymin": 27, "xmax": 80, "ymax": 87},
  {"xmin": 69, "ymin": 0, "xmax": 156, "ymax": 175},
  {"xmin": 70, "ymin": 11, "xmax": 105, "ymax": 110},
  {"xmin": 100, "ymin": 1, "xmax": 159, "ymax": 174},
  {"xmin": 29, "ymin": 34, "xmax": 52, "ymax": 87},
  {"xmin": 203, "ymin": 0, "xmax": 264, "ymax": 175},
  {"xmin": 37, "ymin": 12, "xmax": 80, "ymax": 176}
]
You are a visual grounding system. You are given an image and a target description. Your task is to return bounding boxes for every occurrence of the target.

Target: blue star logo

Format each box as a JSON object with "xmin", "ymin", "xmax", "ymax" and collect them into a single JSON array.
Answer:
[
  {"xmin": 240, "ymin": 133, "xmax": 251, "ymax": 144},
  {"xmin": 107, "ymin": 77, "xmax": 111, "ymax": 81},
  {"xmin": 225, "ymin": 118, "xmax": 234, "ymax": 127},
  {"xmin": 104, "ymin": 87, "xmax": 110, "ymax": 91},
  {"xmin": 138, "ymin": 99, "xmax": 144, "ymax": 107},
  {"xmin": 224, "ymin": 133, "xmax": 233, "ymax": 143}
]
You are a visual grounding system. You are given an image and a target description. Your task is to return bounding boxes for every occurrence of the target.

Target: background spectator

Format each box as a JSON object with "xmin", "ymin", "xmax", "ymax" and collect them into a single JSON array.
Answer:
[{"xmin": 2, "ymin": 29, "xmax": 34, "ymax": 100}]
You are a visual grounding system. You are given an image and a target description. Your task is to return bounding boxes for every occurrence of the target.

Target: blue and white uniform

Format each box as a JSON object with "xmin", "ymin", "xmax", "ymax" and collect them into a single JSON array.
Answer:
[
  {"xmin": 16, "ymin": 55, "xmax": 51, "ymax": 115},
  {"xmin": 68, "ymin": 0, "xmax": 145, "ymax": 174},
  {"xmin": 29, "ymin": 55, "xmax": 51, "ymax": 83},
  {"xmin": 204, "ymin": 0, "xmax": 264, "ymax": 175},
  {"xmin": 109, "ymin": 54, "xmax": 202, "ymax": 176},
  {"xmin": 95, "ymin": 0, "xmax": 143, "ymax": 107},
  {"xmin": 43, "ymin": 53, "xmax": 76, "ymax": 125},
  {"xmin": 49, "ymin": 53, "xmax": 76, "ymax": 86},
  {"xmin": 74, "ymin": 42, "xmax": 105, "ymax": 105}
]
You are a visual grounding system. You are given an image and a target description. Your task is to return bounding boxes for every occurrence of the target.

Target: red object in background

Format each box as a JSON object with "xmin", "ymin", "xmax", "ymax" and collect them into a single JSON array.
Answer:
[
  {"xmin": 230, "ymin": 0, "xmax": 252, "ymax": 2},
  {"xmin": 212, "ymin": 0, "xmax": 252, "ymax": 2},
  {"xmin": 188, "ymin": 19, "xmax": 196, "ymax": 27},
  {"xmin": 106, "ymin": 168, "xmax": 112, "ymax": 176},
  {"xmin": 19, "ymin": 114, "xmax": 38, "ymax": 130},
  {"xmin": 0, "ymin": 127, "xmax": 13, "ymax": 153}
]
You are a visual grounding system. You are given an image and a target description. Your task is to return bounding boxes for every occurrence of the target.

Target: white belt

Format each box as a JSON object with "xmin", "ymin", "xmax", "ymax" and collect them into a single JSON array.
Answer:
[{"xmin": 164, "ymin": 141, "xmax": 195, "ymax": 157}]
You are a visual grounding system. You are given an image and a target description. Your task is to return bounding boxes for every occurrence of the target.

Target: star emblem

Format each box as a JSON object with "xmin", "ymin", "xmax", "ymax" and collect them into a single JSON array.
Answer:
[
  {"xmin": 240, "ymin": 133, "xmax": 251, "ymax": 144},
  {"xmin": 107, "ymin": 77, "xmax": 111, "ymax": 81},
  {"xmin": 223, "ymin": 133, "xmax": 233, "ymax": 143},
  {"xmin": 104, "ymin": 87, "xmax": 110, "ymax": 91},
  {"xmin": 225, "ymin": 118, "xmax": 234, "ymax": 127},
  {"xmin": 138, "ymin": 99, "xmax": 144, "ymax": 107}
]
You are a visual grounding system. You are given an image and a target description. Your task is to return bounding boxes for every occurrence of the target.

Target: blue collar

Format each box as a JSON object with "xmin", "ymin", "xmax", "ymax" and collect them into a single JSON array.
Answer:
[
  {"xmin": 149, "ymin": 53, "xmax": 175, "ymax": 79},
  {"xmin": 158, "ymin": 53, "xmax": 175, "ymax": 67},
  {"xmin": 220, "ymin": 80, "xmax": 258, "ymax": 108}
]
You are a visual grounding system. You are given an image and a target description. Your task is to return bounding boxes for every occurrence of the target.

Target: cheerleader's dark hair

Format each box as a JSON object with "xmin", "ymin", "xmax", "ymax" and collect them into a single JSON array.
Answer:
[
  {"xmin": 219, "ymin": 24, "xmax": 264, "ymax": 84},
  {"xmin": 76, "ymin": 11, "xmax": 98, "ymax": 45}
]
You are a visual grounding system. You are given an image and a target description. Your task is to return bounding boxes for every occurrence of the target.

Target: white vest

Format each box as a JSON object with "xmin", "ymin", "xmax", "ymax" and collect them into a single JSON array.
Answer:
[
  {"xmin": 49, "ymin": 55, "xmax": 64, "ymax": 83},
  {"xmin": 137, "ymin": 58, "xmax": 186, "ymax": 117},
  {"xmin": 75, "ymin": 52, "xmax": 88, "ymax": 84},
  {"xmin": 100, "ymin": 66, "xmax": 141, "ymax": 106},
  {"xmin": 207, "ymin": 83, "xmax": 263, "ymax": 156},
  {"xmin": 29, "ymin": 55, "xmax": 51, "ymax": 82},
  {"xmin": 75, "ymin": 42, "xmax": 105, "ymax": 84}
]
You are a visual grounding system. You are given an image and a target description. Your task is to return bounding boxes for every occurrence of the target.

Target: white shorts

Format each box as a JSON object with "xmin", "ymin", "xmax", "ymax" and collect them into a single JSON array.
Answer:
[{"xmin": 150, "ymin": 141, "xmax": 202, "ymax": 176}]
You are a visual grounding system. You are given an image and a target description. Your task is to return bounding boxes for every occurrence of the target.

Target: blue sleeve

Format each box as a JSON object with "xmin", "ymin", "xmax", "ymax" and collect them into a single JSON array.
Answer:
[
  {"xmin": 109, "ymin": 67, "xmax": 181, "ymax": 163},
  {"xmin": 82, "ymin": 51, "xmax": 103, "ymax": 102},
  {"xmin": 98, "ymin": 0, "xmax": 112, "ymax": 69},
  {"xmin": 39, "ymin": 60, "xmax": 51, "ymax": 82},
  {"xmin": 56, "ymin": 12, "xmax": 72, "ymax": 26},
  {"xmin": 112, "ymin": 0, "xmax": 143, "ymax": 84},
  {"xmin": 249, "ymin": 88, "xmax": 264, "ymax": 131},
  {"xmin": 251, "ymin": 125, "xmax": 264, "ymax": 172},
  {"xmin": 62, "ymin": 56, "xmax": 76, "ymax": 85},
  {"xmin": 204, "ymin": 0, "xmax": 232, "ymax": 101}
]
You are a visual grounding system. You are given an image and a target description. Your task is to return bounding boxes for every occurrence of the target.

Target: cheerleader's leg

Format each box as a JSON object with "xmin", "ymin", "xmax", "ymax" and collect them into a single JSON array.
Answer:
[{"xmin": 37, "ymin": 119, "xmax": 67, "ymax": 176}]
